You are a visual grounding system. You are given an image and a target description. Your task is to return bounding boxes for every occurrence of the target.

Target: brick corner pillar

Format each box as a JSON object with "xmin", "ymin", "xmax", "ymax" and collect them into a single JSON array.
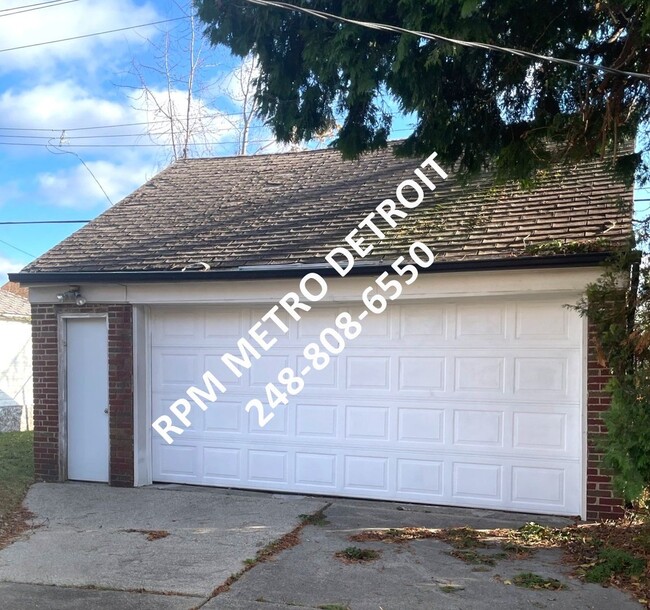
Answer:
[
  {"xmin": 586, "ymin": 319, "xmax": 625, "ymax": 521},
  {"xmin": 31, "ymin": 303, "xmax": 60, "ymax": 481},
  {"xmin": 108, "ymin": 304, "xmax": 135, "ymax": 487}
]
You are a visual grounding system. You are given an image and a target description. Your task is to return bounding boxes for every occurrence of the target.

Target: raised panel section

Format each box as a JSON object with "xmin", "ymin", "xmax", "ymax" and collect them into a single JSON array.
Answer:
[
  {"xmin": 346, "ymin": 357, "xmax": 390, "ymax": 389},
  {"xmin": 398, "ymin": 357, "xmax": 445, "ymax": 391},
  {"xmin": 295, "ymin": 453, "xmax": 336, "ymax": 486},
  {"xmin": 455, "ymin": 357, "xmax": 504, "ymax": 391},
  {"xmin": 453, "ymin": 463, "xmax": 502, "ymax": 500},
  {"xmin": 204, "ymin": 400, "xmax": 241, "ymax": 433},
  {"xmin": 515, "ymin": 357, "xmax": 567, "ymax": 394},
  {"xmin": 158, "ymin": 445, "xmax": 196, "ymax": 476},
  {"xmin": 397, "ymin": 459, "xmax": 443, "ymax": 495},
  {"xmin": 512, "ymin": 466, "xmax": 564, "ymax": 505},
  {"xmin": 157, "ymin": 353, "xmax": 197, "ymax": 385},
  {"xmin": 204, "ymin": 448, "xmax": 240, "ymax": 479},
  {"xmin": 344, "ymin": 456, "xmax": 388, "ymax": 490},
  {"xmin": 345, "ymin": 406, "xmax": 389, "ymax": 440},
  {"xmin": 297, "ymin": 355, "xmax": 337, "ymax": 387},
  {"xmin": 156, "ymin": 312, "xmax": 198, "ymax": 342},
  {"xmin": 250, "ymin": 356, "xmax": 289, "ymax": 386},
  {"xmin": 204, "ymin": 310, "xmax": 244, "ymax": 339},
  {"xmin": 515, "ymin": 303, "xmax": 569, "ymax": 340},
  {"xmin": 454, "ymin": 410, "xmax": 503, "ymax": 446},
  {"xmin": 513, "ymin": 412, "xmax": 566, "ymax": 450},
  {"xmin": 345, "ymin": 305, "xmax": 390, "ymax": 337},
  {"xmin": 456, "ymin": 304, "xmax": 505, "ymax": 338},
  {"xmin": 248, "ymin": 450, "xmax": 287, "ymax": 482},
  {"xmin": 398, "ymin": 408, "xmax": 443, "ymax": 443},
  {"xmin": 399, "ymin": 306, "xmax": 445, "ymax": 338},
  {"xmin": 296, "ymin": 404, "xmax": 337, "ymax": 437}
]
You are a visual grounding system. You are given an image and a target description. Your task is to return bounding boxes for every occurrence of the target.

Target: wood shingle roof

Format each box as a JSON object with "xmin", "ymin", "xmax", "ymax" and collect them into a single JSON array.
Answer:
[{"xmin": 19, "ymin": 144, "xmax": 633, "ymax": 276}]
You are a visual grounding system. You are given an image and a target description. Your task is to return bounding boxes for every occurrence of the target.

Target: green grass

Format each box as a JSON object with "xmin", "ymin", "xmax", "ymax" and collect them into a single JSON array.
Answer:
[
  {"xmin": 299, "ymin": 509, "xmax": 330, "ymax": 527},
  {"xmin": 0, "ymin": 431, "xmax": 34, "ymax": 525},
  {"xmin": 335, "ymin": 546, "xmax": 380, "ymax": 561},
  {"xmin": 512, "ymin": 572, "xmax": 566, "ymax": 590},
  {"xmin": 585, "ymin": 547, "xmax": 645, "ymax": 583}
]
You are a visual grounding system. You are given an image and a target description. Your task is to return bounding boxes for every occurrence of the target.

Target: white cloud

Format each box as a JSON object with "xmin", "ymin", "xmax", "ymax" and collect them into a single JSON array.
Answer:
[
  {"xmin": 0, "ymin": 256, "xmax": 28, "ymax": 285},
  {"xmin": 36, "ymin": 157, "xmax": 155, "ymax": 209},
  {"xmin": 0, "ymin": 0, "xmax": 162, "ymax": 74},
  {"xmin": 0, "ymin": 81, "xmax": 139, "ymax": 132}
]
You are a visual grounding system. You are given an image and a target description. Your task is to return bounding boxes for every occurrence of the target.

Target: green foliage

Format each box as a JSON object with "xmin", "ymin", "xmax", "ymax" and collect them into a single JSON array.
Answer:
[
  {"xmin": 585, "ymin": 547, "xmax": 645, "ymax": 583},
  {"xmin": 195, "ymin": 0, "xmax": 650, "ymax": 182},
  {"xmin": 511, "ymin": 572, "xmax": 566, "ymax": 590},
  {"xmin": 299, "ymin": 509, "xmax": 330, "ymax": 526},
  {"xmin": 524, "ymin": 238, "xmax": 613, "ymax": 256},
  {"xmin": 574, "ymin": 248, "xmax": 650, "ymax": 502},
  {"xmin": 336, "ymin": 546, "xmax": 380, "ymax": 561}
]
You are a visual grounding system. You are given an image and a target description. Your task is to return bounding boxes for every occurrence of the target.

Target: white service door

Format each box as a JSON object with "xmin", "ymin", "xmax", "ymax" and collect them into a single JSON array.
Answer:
[
  {"xmin": 66, "ymin": 317, "xmax": 109, "ymax": 482},
  {"xmin": 151, "ymin": 298, "xmax": 584, "ymax": 515}
]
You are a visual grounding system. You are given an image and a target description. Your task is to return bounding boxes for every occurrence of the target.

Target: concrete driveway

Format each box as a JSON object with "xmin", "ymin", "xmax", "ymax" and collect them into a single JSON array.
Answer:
[{"xmin": 0, "ymin": 482, "xmax": 642, "ymax": 609}]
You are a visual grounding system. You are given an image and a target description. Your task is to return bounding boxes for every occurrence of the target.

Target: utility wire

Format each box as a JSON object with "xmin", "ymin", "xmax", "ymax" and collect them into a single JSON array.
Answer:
[
  {"xmin": 0, "ymin": 220, "xmax": 90, "ymax": 225},
  {"xmin": 0, "ymin": 112, "xmax": 257, "ymax": 133},
  {"xmin": 0, "ymin": 238, "xmax": 36, "ymax": 258},
  {"xmin": 0, "ymin": 0, "xmax": 81, "ymax": 18},
  {"xmin": 0, "ymin": 16, "xmax": 185, "ymax": 54},
  {"xmin": 0, "ymin": 0, "xmax": 69, "ymax": 13},
  {"xmin": 242, "ymin": 0, "xmax": 650, "ymax": 82}
]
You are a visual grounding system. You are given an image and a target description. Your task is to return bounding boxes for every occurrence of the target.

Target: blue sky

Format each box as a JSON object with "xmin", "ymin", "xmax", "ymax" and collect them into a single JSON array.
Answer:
[
  {"xmin": 0, "ymin": 0, "xmax": 299, "ymax": 282},
  {"xmin": 0, "ymin": 0, "xmax": 647, "ymax": 284}
]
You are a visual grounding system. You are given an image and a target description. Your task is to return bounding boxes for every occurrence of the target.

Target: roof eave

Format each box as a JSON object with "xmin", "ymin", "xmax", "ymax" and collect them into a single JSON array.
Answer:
[{"xmin": 8, "ymin": 252, "xmax": 614, "ymax": 286}]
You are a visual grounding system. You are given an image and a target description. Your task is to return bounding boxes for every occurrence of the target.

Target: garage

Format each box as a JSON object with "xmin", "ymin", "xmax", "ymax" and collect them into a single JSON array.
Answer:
[
  {"xmin": 151, "ymin": 296, "xmax": 583, "ymax": 516},
  {"xmin": 16, "ymin": 145, "xmax": 631, "ymax": 521}
]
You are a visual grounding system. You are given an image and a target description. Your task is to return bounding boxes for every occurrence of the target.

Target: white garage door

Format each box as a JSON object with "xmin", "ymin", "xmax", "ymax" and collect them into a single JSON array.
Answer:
[{"xmin": 150, "ymin": 297, "xmax": 584, "ymax": 516}]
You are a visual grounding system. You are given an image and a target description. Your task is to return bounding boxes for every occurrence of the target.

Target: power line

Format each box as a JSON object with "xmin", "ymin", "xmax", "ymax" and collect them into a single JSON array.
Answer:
[
  {"xmin": 0, "ymin": 113, "xmax": 254, "ymax": 133},
  {"xmin": 0, "ymin": 16, "xmax": 186, "ymax": 54},
  {"xmin": 0, "ymin": 0, "xmax": 69, "ymax": 13},
  {"xmin": 242, "ymin": 0, "xmax": 650, "ymax": 82},
  {"xmin": 0, "ymin": 220, "xmax": 90, "ymax": 225},
  {"xmin": 0, "ymin": 0, "xmax": 81, "ymax": 18},
  {"xmin": 0, "ymin": 238, "xmax": 36, "ymax": 258}
]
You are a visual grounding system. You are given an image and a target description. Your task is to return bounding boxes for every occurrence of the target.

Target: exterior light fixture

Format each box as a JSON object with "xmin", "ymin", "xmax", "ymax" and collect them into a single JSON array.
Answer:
[{"xmin": 56, "ymin": 286, "xmax": 87, "ymax": 306}]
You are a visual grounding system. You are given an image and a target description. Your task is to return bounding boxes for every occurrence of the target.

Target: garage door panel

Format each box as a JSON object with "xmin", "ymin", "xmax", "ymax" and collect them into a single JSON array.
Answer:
[
  {"xmin": 456, "ymin": 303, "xmax": 507, "ymax": 340},
  {"xmin": 151, "ymin": 299, "xmax": 584, "ymax": 516},
  {"xmin": 398, "ymin": 304, "xmax": 446, "ymax": 341},
  {"xmin": 453, "ymin": 409, "xmax": 504, "ymax": 447},
  {"xmin": 204, "ymin": 309, "xmax": 246, "ymax": 341},
  {"xmin": 515, "ymin": 302, "xmax": 575, "ymax": 344},
  {"xmin": 204, "ymin": 400, "xmax": 241, "ymax": 433},
  {"xmin": 398, "ymin": 356, "xmax": 446, "ymax": 391},
  {"xmin": 397, "ymin": 407, "xmax": 445, "ymax": 443},
  {"xmin": 295, "ymin": 452, "xmax": 337, "ymax": 487}
]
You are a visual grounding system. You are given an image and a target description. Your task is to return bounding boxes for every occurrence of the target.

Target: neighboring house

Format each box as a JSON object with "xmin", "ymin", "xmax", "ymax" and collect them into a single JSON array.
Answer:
[
  {"xmin": 11, "ymin": 145, "xmax": 633, "ymax": 520},
  {"xmin": 0, "ymin": 282, "xmax": 32, "ymax": 432}
]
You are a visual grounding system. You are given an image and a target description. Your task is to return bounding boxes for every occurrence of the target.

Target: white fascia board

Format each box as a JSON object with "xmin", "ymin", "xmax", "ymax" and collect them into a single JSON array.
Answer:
[{"xmin": 27, "ymin": 267, "xmax": 604, "ymax": 305}]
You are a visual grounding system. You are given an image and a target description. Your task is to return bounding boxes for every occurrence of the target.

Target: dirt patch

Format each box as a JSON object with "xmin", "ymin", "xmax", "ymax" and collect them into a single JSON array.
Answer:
[
  {"xmin": 350, "ymin": 527, "xmax": 437, "ymax": 544},
  {"xmin": 334, "ymin": 546, "xmax": 381, "ymax": 563},
  {"xmin": 0, "ymin": 506, "xmax": 37, "ymax": 551},
  {"xmin": 123, "ymin": 529, "xmax": 170, "ymax": 541},
  {"xmin": 481, "ymin": 520, "xmax": 650, "ymax": 605}
]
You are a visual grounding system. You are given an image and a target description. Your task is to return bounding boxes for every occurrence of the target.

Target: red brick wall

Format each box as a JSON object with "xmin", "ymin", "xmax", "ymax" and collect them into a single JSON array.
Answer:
[
  {"xmin": 31, "ymin": 304, "xmax": 59, "ymax": 480},
  {"xmin": 31, "ymin": 303, "xmax": 134, "ymax": 486},
  {"xmin": 586, "ymin": 319, "xmax": 624, "ymax": 520}
]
